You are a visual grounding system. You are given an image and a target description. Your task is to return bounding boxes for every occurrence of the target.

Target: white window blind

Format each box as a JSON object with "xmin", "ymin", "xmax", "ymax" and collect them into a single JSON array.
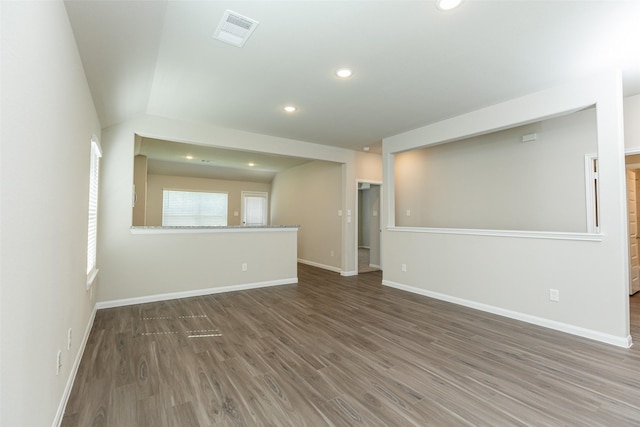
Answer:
[
  {"xmin": 242, "ymin": 191, "xmax": 268, "ymax": 226},
  {"xmin": 87, "ymin": 137, "xmax": 102, "ymax": 282},
  {"xmin": 162, "ymin": 190, "xmax": 228, "ymax": 226}
]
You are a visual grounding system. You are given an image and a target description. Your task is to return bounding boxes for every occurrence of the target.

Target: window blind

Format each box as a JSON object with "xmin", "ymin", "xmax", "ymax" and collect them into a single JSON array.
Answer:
[
  {"xmin": 87, "ymin": 137, "xmax": 102, "ymax": 278},
  {"xmin": 162, "ymin": 190, "xmax": 228, "ymax": 226}
]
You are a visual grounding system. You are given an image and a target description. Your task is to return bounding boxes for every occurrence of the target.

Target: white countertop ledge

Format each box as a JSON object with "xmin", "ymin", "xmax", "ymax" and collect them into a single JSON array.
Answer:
[{"xmin": 131, "ymin": 225, "xmax": 299, "ymax": 235}]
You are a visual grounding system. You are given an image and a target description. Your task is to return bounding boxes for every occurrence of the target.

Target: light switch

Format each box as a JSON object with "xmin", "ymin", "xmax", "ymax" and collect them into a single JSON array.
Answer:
[
  {"xmin": 234, "ymin": 211, "xmax": 239, "ymax": 217},
  {"xmin": 347, "ymin": 210, "xmax": 351, "ymax": 216},
  {"xmin": 338, "ymin": 210, "xmax": 343, "ymax": 216},
  {"xmin": 373, "ymin": 210, "xmax": 378, "ymax": 217}
]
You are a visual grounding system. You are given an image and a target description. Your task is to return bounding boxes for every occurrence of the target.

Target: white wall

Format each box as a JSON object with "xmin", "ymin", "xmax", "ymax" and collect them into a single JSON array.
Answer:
[
  {"xmin": 383, "ymin": 72, "xmax": 629, "ymax": 347},
  {"xmin": 271, "ymin": 161, "xmax": 343, "ymax": 271},
  {"xmin": 356, "ymin": 151, "xmax": 383, "ymax": 182},
  {"xmin": 394, "ymin": 108, "xmax": 597, "ymax": 232},
  {"xmin": 624, "ymin": 94, "xmax": 640, "ymax": 149},
  {"xmin": 1, "ymin": 2, "xmax": 101, "ymax": 425},
  {"xmin": 98, "ymin": 115, "xmax": 358, "ymax": 302}
]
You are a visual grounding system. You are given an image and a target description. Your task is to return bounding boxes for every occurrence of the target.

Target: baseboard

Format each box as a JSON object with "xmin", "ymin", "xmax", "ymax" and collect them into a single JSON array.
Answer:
[
  {"xmin": 52, "ymin": 303, "xmax": 98, "ymax": 427},
  {"xmin": 382, "ymin": 279, "xmax": 633, "ymax": 349},
  {"xmin": 340, "ymin": 270, "xmax": 358, "ymax": 277},
  {"xmin": 298, "ymin": 258, "xmax": 342, "ymax": 274},
  {"xmin": 96, "ymin": 277, "xmax": 298, "ymax": 309}
]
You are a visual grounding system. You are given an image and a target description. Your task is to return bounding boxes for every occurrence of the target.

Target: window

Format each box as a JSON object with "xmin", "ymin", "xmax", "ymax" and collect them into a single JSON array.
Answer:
[
  {"xmin": 162, "ymin": 190, "xmax": 228, "ymax": 226},
  {"xmin": 87, "ymin": 137, "xmax": 102, "ymax": 286},
  {"xmin": 242, "ymin": 191, "xmax": 268, "ymax": 226}
]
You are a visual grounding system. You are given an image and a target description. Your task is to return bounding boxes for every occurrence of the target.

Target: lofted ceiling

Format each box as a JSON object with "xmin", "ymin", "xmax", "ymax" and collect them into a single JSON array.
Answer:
[{"xmin": 65, "ymin": 0, "xmax": 640, "ymax": 153}]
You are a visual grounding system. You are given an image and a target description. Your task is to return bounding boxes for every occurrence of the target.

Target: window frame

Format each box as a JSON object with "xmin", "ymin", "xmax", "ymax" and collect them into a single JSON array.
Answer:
[{"xmin": 87, "ymin": 136, "xmax": 102, "ymax": 288}]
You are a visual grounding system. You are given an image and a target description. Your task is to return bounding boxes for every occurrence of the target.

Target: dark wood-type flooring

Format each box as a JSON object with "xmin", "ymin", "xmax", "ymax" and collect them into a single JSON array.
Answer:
[{"xmin": 63, "ymin": 264, "xmax": 640, "ymax": 426}]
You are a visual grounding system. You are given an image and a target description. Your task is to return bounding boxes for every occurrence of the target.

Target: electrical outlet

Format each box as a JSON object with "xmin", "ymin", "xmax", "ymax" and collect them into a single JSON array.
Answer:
[
  {"xmin": 406, "ymin": 210, "xmax": 411, "ymax": 217},
  {"xmin": 401, "ymin": 263, "xmax": 407, "ymax": 272},
  {"xmin": 56, "ymin": 350, "xmax": 62, "ymax": 375},
  {"xmin": 549, "ymin": 289, "xmax": 560, "ymax": 302},
  {"xmin": 242, "ymin": 263, "xmax": 248, "ymax": 272},
  {"xmin": 67, "ymin": 328, "xmax": 72, "ymax": 350},
  {"xmin": 330, "ymin": 250, "xmax": 334, "ymax": 257}
]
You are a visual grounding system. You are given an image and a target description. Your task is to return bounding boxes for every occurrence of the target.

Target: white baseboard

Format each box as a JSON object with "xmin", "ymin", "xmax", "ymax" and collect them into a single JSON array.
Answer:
[
  {"xmin": 52, "ymin": 304, "xmax": 98, "ymax": 427},
  {"xmin": 382, "ymin": 279, "xmax": 632, "ymax": 349},
  {"xmin": 298, "ymin": 258, "xmax": 342, "ymax": 274},
  {"xmin": 297, "ymin": 258, "xmax": 360, "ymax": 276},
  {"xmin": 96, "ymin": 277, "xmax": 298, "ymax": 309}
]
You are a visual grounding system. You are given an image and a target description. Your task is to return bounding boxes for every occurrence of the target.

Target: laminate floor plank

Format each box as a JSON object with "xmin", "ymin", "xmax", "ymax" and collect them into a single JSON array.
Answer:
[{"xmin": 63, "ymin": 264, "xmax": 640, "ymax": 426}]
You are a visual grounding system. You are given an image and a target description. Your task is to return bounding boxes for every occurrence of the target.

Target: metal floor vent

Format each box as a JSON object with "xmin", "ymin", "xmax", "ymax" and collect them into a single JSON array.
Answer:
[{"xmin": 213, "ymin": 10, "xmax": 259, "ymax": 47}]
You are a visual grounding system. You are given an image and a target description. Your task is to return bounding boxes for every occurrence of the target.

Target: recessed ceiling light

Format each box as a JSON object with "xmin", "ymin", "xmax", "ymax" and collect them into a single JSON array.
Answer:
[
  {"xmin": 248, "ymin": 162, "xmax": 255, "ymax": 167},
  {"xmin": 436, "ymin": 0, "xmax": 463, "ymax": 11},
  {"xmin": 185, "ymin": 155, "xmax": 194, "ymax": 160},
  {"xmin": 336, "ymin": 68, "xmax": 353, "ymax": 78},
  {"xmin": 284, "ymin": 105, "xmax": 297, "ymax": 113}
]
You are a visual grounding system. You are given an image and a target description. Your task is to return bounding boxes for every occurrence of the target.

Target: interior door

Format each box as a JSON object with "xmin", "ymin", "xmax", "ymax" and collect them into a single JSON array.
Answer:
[{"xmin": 626, "ymin": 170, "xmax": 640, "ymax": 295}]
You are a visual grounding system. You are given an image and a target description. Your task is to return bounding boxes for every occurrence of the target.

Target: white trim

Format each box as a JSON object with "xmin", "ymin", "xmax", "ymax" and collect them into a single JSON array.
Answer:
[
  {"xmin": 585, "ymin": 153, "xmax": 600, "ymax": 234},
  {"xmin": 91, "ymin": 135, "xmax": 102, "ymax": 156},
  {"xmin": 52, "ymin": 304, "xmax": 98, "ymax": 427},
  {"xmin": 86, "ymin": 267, "xmax": 98, "ymax": 289},
  {"xmin": 96, "ymin": 278, "xmax": 297, "ymax": 309},
  {"xmin": 298, "ymin": 258, "xmax": 342, "ymax": 274},
  {"xmin": 130, "ymin": 226, "xmax": 298, "ymax": 235},
  {"xmin": 340, "ymin": 270, "xmax": 358, "ymax": 277},
  {"xmin": 387, "ymin": 226, "xmax": 603, "ymax": 242},
  {"xmin": 382, "ymin": 279, "xmax": 632, "ymax": 348}
]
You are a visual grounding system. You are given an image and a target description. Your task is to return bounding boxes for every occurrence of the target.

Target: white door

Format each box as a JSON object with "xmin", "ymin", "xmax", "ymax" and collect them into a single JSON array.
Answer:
[{"xmin": 626, "ymin": 170, "xmax": 640, "ymax": 295}]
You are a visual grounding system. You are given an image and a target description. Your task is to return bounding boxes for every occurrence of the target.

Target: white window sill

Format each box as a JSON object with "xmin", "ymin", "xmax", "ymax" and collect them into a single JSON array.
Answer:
[
  {"xmin": 387, "ymin": 226, "xmax": 604, "ymax": 242},
  {"xmin": 86, "ymin": 268, "xmax": 99, "ymax": 289},
  {"xmin": 130, "ymin": 225, "xmax": 299, "ymax": 235}
]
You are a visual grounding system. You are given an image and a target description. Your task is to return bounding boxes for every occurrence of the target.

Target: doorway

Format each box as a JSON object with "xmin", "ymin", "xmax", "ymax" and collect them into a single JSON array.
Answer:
[
  {"xmin": 625, "ymin": 155, "xmax": 640, "ymax": 295},
  {"xmin": 625, "ymin": 154, "xmax": 640, "ymax": 343},
  {"xmin": 357, "ymin": 182, "xmax": 382, "ymax": 273}
]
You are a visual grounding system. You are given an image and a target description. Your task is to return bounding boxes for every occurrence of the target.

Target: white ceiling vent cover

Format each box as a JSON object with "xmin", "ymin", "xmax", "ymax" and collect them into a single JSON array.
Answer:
[{"xmin": 213, "ymin": 10, "xmax": 259, "ymax": 47}]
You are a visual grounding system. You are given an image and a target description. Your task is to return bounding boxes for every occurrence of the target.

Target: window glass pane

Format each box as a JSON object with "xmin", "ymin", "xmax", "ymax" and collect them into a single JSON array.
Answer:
[
  {"xmin": 245, "ymin": 196, "xmax": 265, "ymax": 225},
  {"xmin": 162, "ymin": 190, "xmax": 228, "ymax": 226},
  {"xmin": 242, "ymin": 192, "xmax": 268, "ymax": 225}
]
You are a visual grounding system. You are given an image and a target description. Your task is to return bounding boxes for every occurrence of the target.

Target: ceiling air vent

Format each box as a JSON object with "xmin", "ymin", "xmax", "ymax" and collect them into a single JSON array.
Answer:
[{"xmin": 213, "ymin": 10, "xmax": 259, "ymax": 47}]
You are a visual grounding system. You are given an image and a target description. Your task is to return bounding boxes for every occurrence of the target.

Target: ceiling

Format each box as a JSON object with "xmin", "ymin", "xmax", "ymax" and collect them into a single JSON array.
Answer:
[
  {"xmin": 65, "ymin": 1, "xmax": 640, "ymax": 153},
  {"xmin": 137, "ymin": 137, "xmax": 313, "ymax": 182}
]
